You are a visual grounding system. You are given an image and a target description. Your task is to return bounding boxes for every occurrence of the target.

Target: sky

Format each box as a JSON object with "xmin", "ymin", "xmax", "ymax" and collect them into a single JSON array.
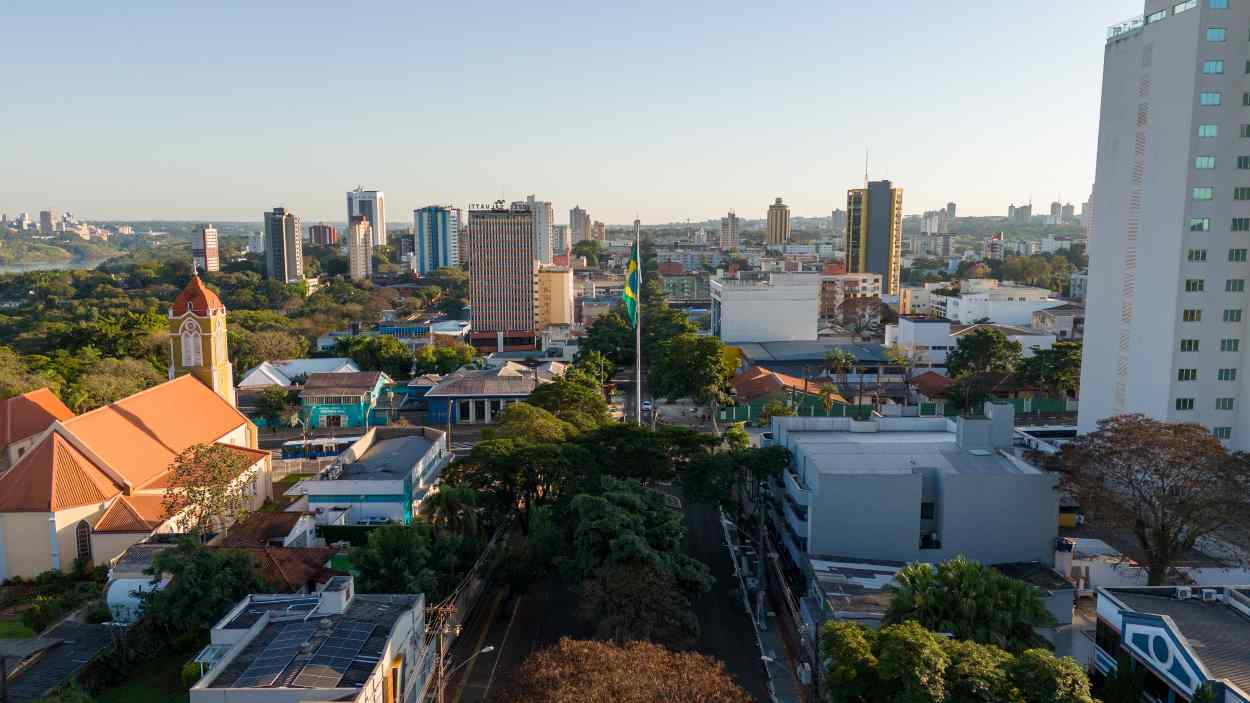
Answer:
[{"xmin": 3, "ymin": 0, "xmax": 1143, "ymax": 225}]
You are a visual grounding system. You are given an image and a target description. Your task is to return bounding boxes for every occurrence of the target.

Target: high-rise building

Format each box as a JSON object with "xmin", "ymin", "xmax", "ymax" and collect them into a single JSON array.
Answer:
[
  {"xmin": 465, "ymin": 201, "xmax": 538, "ymax": 351},
  {"xmin": 527, "ymin": 195, "xmax": 554, "ymax": 264},
  {"xmin": 39, "ymin": 210, "xmax": 57, "ymax": 234},
  {"xmin": 192, "ymin": 224, "xmax": 220, "ymax": 273},
  {"xmin": 347, "ymin": 188, "xmax": 387, "ymax": 247},
  {"xmin": 766, "ymin": 197, "xmax": 791, "ymax": 246},
  {"xmin": 247, "ymin": 231, "xmax": 265, "ymax": 254},
  {"xmin": 263, "ymin": 207, "xmax": 304, "ymax": 283},
  {"xmin": 1082, "ymin": 2, "xmax": 1250, "ymax": 447},
  {"xmin": 536, "ymin": 266, "xmax": 575, "ymax": 329},
  {"xmin": 347, "ymin": 215, "xmax": 373, "ymax": 281},
  {"xmin": 569, "ymin": 206, "xmax": 591, "ymax": 243},
  {"xmin": 946, "ymin": 202, "xmax": 957, "ymax": 221},
  {"xmin": 719, "ymin": 211, "xmax": 739, "ymax": 251},
  {"xmin": 983, "ymin": 232, "xmax": 1006, "ymax": 261},
  {"xmin": 830, "ymin": 209, "xmax": 847, "ymax": 237},
  {"xmin": 15, "ymin": 213, "xmax": 30, "ymax": 231},
  {"xmin": 589, "ymin": 221, "xmax": 604, "ymax": 241},
  {"xmin": 1050, "ymin": 201, "xmax": 1063, "ymax": 221},
  {"xmin": 307, "ymin": 223, "xmax": 338, "ymax": 246},
  {"xmin": 939, "ymin": 233, "xmax": 956, "ymax": 258},
  {"xmin": 413, "ymin": 205, "xmax": 461, "ymax": 275},
  {"xmin": 846, "ymin": 180, "xmax": 904, "ymax": 295},
  {"xmin": 553, "ymin": 225, "xmax": 571, "ymax": 257},
  {"xmin": 1061, "ymin": 203, "xmax": 1076, "ymax": 224}
]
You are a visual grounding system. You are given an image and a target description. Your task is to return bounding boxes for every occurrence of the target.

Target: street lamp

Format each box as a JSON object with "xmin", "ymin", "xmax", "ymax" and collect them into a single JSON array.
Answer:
[{"xmin": 437, "ymin": 646, "xmax": 496, "ymax": 703}]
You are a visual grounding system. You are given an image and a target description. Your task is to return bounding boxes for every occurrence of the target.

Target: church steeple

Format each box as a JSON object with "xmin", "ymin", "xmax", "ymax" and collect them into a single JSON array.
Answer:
[{"xmin": 168, "ymin": 275, "xmax": 236, "ymax": 407}]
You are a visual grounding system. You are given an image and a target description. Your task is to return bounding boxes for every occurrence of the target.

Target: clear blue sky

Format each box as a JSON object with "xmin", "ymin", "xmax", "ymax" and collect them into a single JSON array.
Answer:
[{"xmin": 4, "ymin": 0, "xmax": 1142, "ymax": 225}]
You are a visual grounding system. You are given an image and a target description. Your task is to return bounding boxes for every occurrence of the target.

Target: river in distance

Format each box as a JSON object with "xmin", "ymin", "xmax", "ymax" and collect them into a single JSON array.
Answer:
[{"xmin": 0, "ymin": 258, "xmax": 110, "ymax": 274}]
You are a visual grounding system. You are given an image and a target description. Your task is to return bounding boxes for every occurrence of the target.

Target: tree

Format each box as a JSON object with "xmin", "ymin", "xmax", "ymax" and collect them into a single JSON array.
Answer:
[
  {"xmin": 492, "ymin": 638, "xmax": 753, "ymax": 703},
  {"xmin": 1016, "ymin": 341, "xmax": 1081, "ymax": 399},
  {"xmin": 650, "ymin": 332, "xmax": 731, "ymax": 431},
  {"xmin": 335, "ymin": 335, "xmax": 412, "ymax": 379},
  {"xmin": 571, "ymin": 240, "xmax": 603, "ymax": 267},
  {"xmin": 885, "ymin": 557, "xmax": 1056, "ymax": 653},
  {"xmin": 578, "ymin": 559, "xmax": 701, "ymax": 648},
  {"xmin": 349, "ymin": 524, "xmax": 443, "ymax": 595},
  {"xmin": 73, "ymin": 357, "xmax": 164, "ymax": 412},
  {"xmin": 527, "ymin": 372, "xmax": 609, "ymax": 425},
  {"xmin": 886, "ymin": 343, "xmax": 924, "ymax": 405},
  {"xmin": 422, "ymin": 483, "xmax": 478, "ymax": 537},
  {"xmin": 819, "ymin": 383, "xmax": 842, "ymax": 415},
  {"xmin": 0, "ymin": 345, "xmax": 56, "ymax": 398},
  {"xmin": 492, "ymin": 403, "xmax": 578, "ymax": 443},
  {"xmin": 229, "ymin": 329, "xmax": 309, "ymax": 376},
  {"xmin": 1060, "ymin": 414, "xmax": 1250, "ymax": 585},
  {"xmin": 945, "ymin": 327, "xmax": 1022, "ymax": 377},
  {"xmin": 254, "ymin": 385, "xmax": 295, "ymax": 431},
  {"xmin": 825, "ymin": 348, "xmax": 856, "ymax": 386},
  {"xmin": 139, "ymin": 541, "xmax": 264, "ymax": 641},
  {"xmin": 163, "ymin": 443, "xmax": 257, "ymax": 541},
  {"xmin": 413, "ymin": 341, "xmax": 476, "ymax": 375},
  {"xmin": 1007, "ymin": 649, "xmax": 1095, "ymax": 703},
  {"xmin": 760, "ymin": 399, "xmax": 795, "ymax": 423},
  {"xmin": 723, "ymin": 422, "xmax": 750, "ymax": 451},
  {"xmin": 574, "ymin": 350, "xmax": 616, "ymax": 386}
]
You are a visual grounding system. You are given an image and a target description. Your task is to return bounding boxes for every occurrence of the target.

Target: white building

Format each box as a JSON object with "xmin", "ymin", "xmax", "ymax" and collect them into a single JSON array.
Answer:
[
  {"xmin": 885, "ymin": 316, "xmax": 1056, "ymax": 369},
  {"xmin": 711, "ymin": 272, "xmax": 820, "ymax": 342},
  {"xmin": 527, "ymin": 195, "xmax": 554, "ymax": 264},
  {"xmin": 720, "ymin": 211, "xmax": 739, "ymax": 251},
  {"xmin": 190, "ymin": 576, "xmax": 434, "ymax": 703},
  {"xmin": 928, "ymin": 279, "xmax": 1065, "ymax": 325},
  {"xmin": 193, "ymin": 225, "xmax": 220, "ymax": 273},
  {"xmin": 1083, "ymin": 1, "xmax": 1250, "ymax": 447},
  {"xmin": 347, "ymin": 187, "xmax": 387, "ymax": 247},
  {"xmin": 347, "ymin": 216, "xmax": 373, "ymax": 281}
]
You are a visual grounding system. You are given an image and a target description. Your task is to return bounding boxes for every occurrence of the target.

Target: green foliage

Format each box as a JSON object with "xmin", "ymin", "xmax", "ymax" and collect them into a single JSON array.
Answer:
[
  {"xmin": 334, "ymin": 334, "xmax": 411, "ymax": 379},
  {"xmin": 32, "ymin": 683, "xmax": 96, "ymax": 703},
  {"xmin": 492, "ymin": 403, "xmax": 578, "ymax": 443},
  {"xmin": 579, "ymin": 559, "xmax": 701, "ymax": 648},
  {"xmin": 228, "ymin": 328, "xmax": 309, "ymax": 377},
  {"xmin": 140, "ymin": 542, "xmax": 265, "ymax": 642},
  {"xmin": 1016, "ymin": 341, "xmax": 1081, "ymax": 398},
  {"xmin": 181, "ymin": 659, "xmax": 202, "ymax": 689},
  {"xmin": 875, "ymin": 621, "xmax": 950, "ymax": 703},
  {"xmin": 571, "ymin": 239, "xmax": 603, "ymax": 266},
  {"xmin": 527, "ymin": 369, "xmax": 609, "ymax": 425},
  {"xmin": 1007, "ymin": 649, "xmax": 1095, "ymax": 703},
  {"xmin": 412, "ymin": 341, "xmax": 475, "ymax": 375},
  {"xmin": 723, "ymin": 423, "xmax": 750, "ymax": 451},
  {"xmin": 348, "ymin": 523, "xmax": 477, "ymax": 601},
  {"xmin": 945, "ymin": 328, "xmax": 1022, "ymax": 378},
  {"xmin": 820, "ymin": 621, "xmax": 881, "ymax": 703},
  {"xmin": 761, "ymin": 399, "xmax": 796, "ymax": 422},
  {"xmin": 885, "ymin": 557, "xmax": 1056, "ymax": 653},
  {"xmin": 254, "ymin": 385, "xmax": 295, "ymax": 428},
  {"xmin": 22, "ymin": 595, "xmax": 64, "ymax": 633},
  {"xmin": 573, "ymin": 350, "xmax": 616, "ymax": 386},
  {"xmin": 650, "ymin": 332, "xmax": 731, "ymax": 406}
]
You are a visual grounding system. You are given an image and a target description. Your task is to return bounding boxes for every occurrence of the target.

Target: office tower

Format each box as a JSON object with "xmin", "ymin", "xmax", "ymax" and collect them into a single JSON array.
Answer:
[
  {"xmin": 346, "ymin": 187, "xmax": 387, "ymax": 247},
  {"xmin": 15, "ymin": 213, "xmax": 29, "ymax": 230},
  {"xmin": 946, "ymin": 202, "xmax": 957, "ymax": 221},
  {"xmin": 307, "ymin": 223, "xmax": 338, "ymax": 245},
  {"xmin": 413, "ymin": 205, "xmax": 461, "ymax": 275},
  {"xmin": 1082, "ymin": 1, "xmax": 1250, "ymax": 447},
  {"xmin": 719, "ymin": 211, "xmax": 739, "ymax": 251},
  {"xmin": 263, "ymin": 207, "xmax": 304, "ymax": 283},
  {"xmin": 983, "ymin": 232, "xmax": 1006, "ymax": 261},
  {"xmin": 1061, "ymin": 203, "xmax": 1076, "ymax": 224},
  {"xmin": 39, "ymin": 210, "xmax": 57, "ymax": 234},
  {"xmin": 347, "ymin": 215, "xmax": 372, "ymax": 281},
  {"xmin": 465, "ymin": 201, "xmax": 538, "ymax": 351},
  {"xmin": 830, "ymin": 209, "xmax": 847, "ymax": 236},
  {"xmin": 1050, "ymin": 201, "xmax": 1063, "ymax": 221},
  {"xmin": 1008, "ymin": 204, "xmax": 1016, "ymax": 220},
  {"xmin": 766, "ymin": 197, "xmax": 791, "ymax": 246},
  {"xmin": 553, "ymin": 225, "xmax": 571, "ymax": 257},
  {"xmin": 569, "ymin": 206, "xmax": 591, "ymax": 243},
  {"xmin": 192, "ymin": 225, "xmax": 220, "ymax": 273},
  {"xmin": 846, "ymin": 180, "xmax": 903, "ymax": 295},
  {"xmin": 592, "ymin": 221, "xmax": 606, "ymax": 241},
  {"xmin": 527, "ymin": 195, "xmax": 554, "ymax": 264},
  {"xmin": 939, "ymin": 233, "xmax": 956, "ymax": 258}
]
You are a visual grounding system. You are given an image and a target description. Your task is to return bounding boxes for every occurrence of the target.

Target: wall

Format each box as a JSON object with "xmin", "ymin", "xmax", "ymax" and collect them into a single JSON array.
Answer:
[
  {"xmin": 55, "ymin": 502, "xmax": 110, "ymax": 570},
  {"xmin": 807, "ymin": 473, "xmax": 923, "ymax": 560},
  {"xmin": 0, "ymin": 512, "xmax": 56, "ymax": 578},
  {"xmin": 713, "ymin": 276, "xmax": 821, "ymax": 343},
  {"xmin": 936, "ymin": 472, "xmax": 1059, "ymax": 566},
  {"xmin": 92, "ymin": 532, "xmax": 149, "ymax": 568}
]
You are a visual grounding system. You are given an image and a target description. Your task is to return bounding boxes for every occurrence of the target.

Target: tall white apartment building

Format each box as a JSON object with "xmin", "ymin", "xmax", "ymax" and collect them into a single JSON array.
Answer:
[
  {"xmin": 347, "ymin": 187, "xmax": 387, "ymax": 247},
  {"xmin": 528, "ymin": 195, "xmax": 554, "ymax": 264},
  {"xmin": 263, "ymin": 207, "xmax": 303, "ymax": 283},
  {"xmin": 569, "ymin": 206, "xmax": 591, "ymax": 244},
  {"xmin": 347, "ymin": 215, "xmax": 373, "ymax": 281},
  {"xmin": 193, "ymin": 224, "xmax": 220, "ymax": 273},
  {"xmin": 1082, "ymin": 0, "xmax": 1250, "ymax": 448},
  {"xmin": 720, "ymin": 211, "xmax": 739, "ymax": 251}
]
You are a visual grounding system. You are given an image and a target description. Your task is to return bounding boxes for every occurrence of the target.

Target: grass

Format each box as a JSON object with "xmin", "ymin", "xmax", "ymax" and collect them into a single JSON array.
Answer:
[
  {"xmin": 93, "ymin": 646, "xmax": 195, "ymax": 703},
  {"xmin": 0, "ymin": 620, "xmax": 36, "ymax": 638}
]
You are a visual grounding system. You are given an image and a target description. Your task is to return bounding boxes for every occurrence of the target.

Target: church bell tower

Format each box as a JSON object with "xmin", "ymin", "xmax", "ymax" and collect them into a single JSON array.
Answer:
[{"xmin": 168, "ymin": 275, "xmax": 236, "ymax": 407}]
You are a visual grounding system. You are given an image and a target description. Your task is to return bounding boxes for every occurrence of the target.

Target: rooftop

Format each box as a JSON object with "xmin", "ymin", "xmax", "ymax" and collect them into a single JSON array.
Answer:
[
  {"xmin": 735, "ymin": 341, "xmax": 890, "ymax": 364},
  {"xmin": 992, "ymin": 562, "xmax": 1073, "ymax": 592},
  {"xmin": 0, "ymin": 387, "xmax": 74, "ymax": 450},
  {"xmin": 788, "ymin": 429, "xmax": 1037, "ymax": 476},
  {"xmin": 425, "ymin": 361, "xmax": 551, "ymax": 398},
  {"xmin": 301, "ymin": 372, "xmax": 387, "ymax": 397},
  {"xmin": 341, "ymin": 435, "xmax": 432, "ymax": 481}
]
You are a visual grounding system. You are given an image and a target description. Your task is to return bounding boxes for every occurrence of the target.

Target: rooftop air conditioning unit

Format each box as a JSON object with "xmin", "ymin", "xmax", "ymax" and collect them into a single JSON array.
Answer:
[
  {"xmin": 1175, "ymin": 586, "xmax": 1192, "ymax": 600},
  {"xmin": 1202, "ymin": 589, "xmax": 1220, "ymax": 603}
]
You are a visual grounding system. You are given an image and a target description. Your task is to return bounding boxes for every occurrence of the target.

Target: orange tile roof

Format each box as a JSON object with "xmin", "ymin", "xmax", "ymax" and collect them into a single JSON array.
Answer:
[
  {"xmin": 94, "ymin": 494, "xmax": 177, "ymax": 533},
  {"xmin": 732, "ymin": 366, "xmax": 847, "ymax": 405},
  {"xmin": 219, "ymin": 546, "xmax": 339, "ymax": 593},
  {"xmin": 64, "ymin": 375, "xmax": 250, "ymax": 490},
  {"xmin": 171, "ymin": 275, "xmax": 225, "ymax": 316},
  {"xmin": 0, "ymin": 432, "xmax": 122, "ymax": 512},
  {"xmin": 1, "ymin": 388, "xmax": 75, "ymax": 450}
]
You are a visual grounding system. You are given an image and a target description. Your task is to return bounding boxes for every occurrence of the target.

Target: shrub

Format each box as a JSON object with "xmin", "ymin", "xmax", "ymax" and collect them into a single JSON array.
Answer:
[
  {"xmin": 84, "ymin": 600, "xmax": 112, "ymax": 624},
  {"xmin": 22, "ymin": 595, "xmax": 63, "ymax": 633},
  {"xmin": 181, "ymin": 660, "xmax": 202, "ymax": 689}
]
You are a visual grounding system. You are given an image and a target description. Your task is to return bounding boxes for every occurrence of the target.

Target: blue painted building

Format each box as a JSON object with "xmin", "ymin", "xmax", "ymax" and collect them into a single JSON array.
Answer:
[
  {"xmin": 414, "ymin": 205, "xmax": 460, "ymax": 275},
  {"xmin": 425, "ymin": 361, "xmax": 564, "ymax": 424},
  {"xmin": 299, "ymin": 371, "xmax": 392, "ymax": 429}
]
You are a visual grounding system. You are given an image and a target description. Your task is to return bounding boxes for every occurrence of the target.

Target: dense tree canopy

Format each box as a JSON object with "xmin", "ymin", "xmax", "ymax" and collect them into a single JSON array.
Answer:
[
  {"xmin": 412, "ymin": 341, "xmax": 475, "ymax": 375},
  {"xmin": 945, "ymin": 327, "xmax": 1022, "ymax": 377},
  {"xmin": 1016, "ymin": 341, "xmax": 1082, "ymax": 398},
  {"xmin": 335, "ymin": 334, "xmax": 412, "ymax": 379},
  {"xmin": 139, "ymin": 542, "xmax": 264, "ymax": 641}
]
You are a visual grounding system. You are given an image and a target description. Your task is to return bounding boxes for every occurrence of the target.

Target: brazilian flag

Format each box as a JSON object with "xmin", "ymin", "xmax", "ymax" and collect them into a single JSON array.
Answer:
[{"xmin": 623, "ymin": 240, "xmax": 640, "ymax": 328}]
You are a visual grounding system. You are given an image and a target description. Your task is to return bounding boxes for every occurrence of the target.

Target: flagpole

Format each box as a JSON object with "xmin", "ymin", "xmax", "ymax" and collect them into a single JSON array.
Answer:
[{"xmin": 634, "ymin": 236, "xmax": 643, "ymax": 426}]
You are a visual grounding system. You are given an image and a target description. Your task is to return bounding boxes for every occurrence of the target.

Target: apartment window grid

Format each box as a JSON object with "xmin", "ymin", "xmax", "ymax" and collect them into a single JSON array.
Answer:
[
  {"xmin": 1181, "ymin": 339, "xmax": 1201, "ymax": 352},
  {"xmin": 1189, "ymin": 248, "xmax": 1208, "ymax": 262},
  {"xmin": 1209, "ymin": 0, "xmax": 1227, "ymax": 9},
  {"xmin": 1196, "ymin": 156, "xmax": 1216, "ymax": 169},
  {"xmin": 1203, "ymin": 60, "xmax": 1225, "ymax": 75},
  {"xmin": 1237, "ymin": 219, "xmax": 1250, "ymax": 232},
  {"xmin": 1179, "ymin": 368, "xmax": 1199, "ymax": 381},
  {"xmin": 1176, "ymin": 398, "xmax": 1196, "ymax": 411},
  {"xmin": 1183, "ymin": 309, "xmax": 1203, "ymax": 322},
  {"xmin": 1214, "ymin": 427, "xmax": 1232, "ymax": 440},
  {"xmin": 1223, "ymin": 309, "xmax": 1243, "ymax": 322},
  {"xmin": 1199, "ymin": 92, "xmax": 1222, "ymax": 107},
  {"xmin": 1216, "ymin": 397, "xmax": 1235, "ymax": 411},
  {"xmin": 1240, "ymin": 156, "xmax": 1250, "ymax": 169},
  {"xmin": 1231, "ymin": 248, "xmax": 1248, "ymax": 262},
  {"xmin": 1201, "ymin": 124, "xmax": 1220, "ymax": 137},
  {"xmin": 1191, "ymin": 217, "xmax": 1211, "ymax": 231},
  {"xmin": 1222, "ymin": 338, "xmax": 1241, "ymax": 351},
  {"xmin": 1229, "ymin": 279, "xmax": 1246, "ymax": 292},
  {"xmin": 1208, "ymin": 27, "xmax": 1227, "ymax": 42},
  {"xmin": 1235, "ymin": 190, "xmax": 1250, "ymax": 202},
  {"xmin": 1218, "ymin": 368, "xmax": 1238, "ymax": 381},
  {"xmin": 1185, "ymin": 279, "xmax": 1205, "ymax": 292},
  {"xmin": 1194, "ymin": 187, "xmax": 1215, "ymax": 200}
]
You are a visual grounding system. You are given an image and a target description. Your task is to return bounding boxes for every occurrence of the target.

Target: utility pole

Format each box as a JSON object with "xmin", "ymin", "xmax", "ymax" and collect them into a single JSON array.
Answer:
[{"xmin": 427, "ymin": 603, "xmax": 459, "ymax": 703}]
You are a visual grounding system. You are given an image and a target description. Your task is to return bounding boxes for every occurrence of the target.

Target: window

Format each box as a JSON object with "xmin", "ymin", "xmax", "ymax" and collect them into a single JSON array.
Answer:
[
  {"xmin": 1236, "ymin": 190, "xmax": 1250, "ymax": 201},
  {"xmin": 179, "ymin": 319, "xmax": 202, "ymax": 367},
  {"xmin": 1210, "ymin": 0, "xmax": 1228, "ymax": 8},
  {"xmin": 1183, "ymin": 309, "xmax": 1203, "ymax": 321},
  {"xmin": 1241, "ymin": 157, "xmax": 1250, "ymax": 169},
  {"xmin": 1203, "ymin": 60, "xmax": 1225, "ymax": 75},
  {"xmin": 1231, "ymin": 248, "xmax": 1248, "ymax": 262},
  {"xmin": 1242, "ymin": 124, "xmax": 1250, "ymax": 138},
  {"xmin": 1224, "ymin": 308, "xmax": 1243, "ymax": 322},
  {"xmin": 1214, "ymin": 427, "xmax": 1232, "ymax": 440},
  {"xmin": 1176, "ymin": 398, "xmax": 1195, "ymax": 411},
  {"xmin": 1181, "ymin": 339, "xmax": 1201, "ymax": 351},
  {"xmin": 1176, "ymin": 0, "xmax": 1198, "ymax": 12},
  {"xmin": 1228, "ymin": 279, "xmax": 1245, "ymax": 292},
  {"xmin": 1191, "ymin": 217, "xmax": 1212, "ymax": 231},
  {"xmin": 1194, "ymin": 186, "xmax": 1215, "ymax": 200},
  {"xmin": 1237, "ymin": 219, "xmax": 1250, "ymax": 232},
  {"xmin": 75, "ymin": 521, "xmax": 91, "ymax": 564},
  {"xmin": 1216, "ymin": 397, "xmax": 1235, "ymax": 410},
  {"xmin": 1208, "ymin": 27, "xmax": 1228, "ymax": 42},
  {"xmin": 1185, "ymin": 279, "xmax": 1205, "ymax": 292},
  {"xmin": 1179, "ymin": 368, "xmax": 1199, "ymax": 381},
  {"xmin": 1189, "ymin": 248, "xmax": 1208, "ymax": 261},
  {"xmin": 920, "ymin": 502, "xmax": 935, "ymax": 520},
  {"xmin": 1200, "ymin": 92, "xmax": 1222, "ymax": 106},
  {"xmin": 1201, "ymin": 124, "xmax": 1220, "ymax": 137},
  {"xmin": 1223, "ymin": 338, "xmax": 1241, "ymax": 351},
  {"xmin": 1218, "ymin": 368, "xmax": 1238, "ymax": 381},
  {"xmin": 1196, "ymin": 156, "xmax": 1217, "ymax": 170}
]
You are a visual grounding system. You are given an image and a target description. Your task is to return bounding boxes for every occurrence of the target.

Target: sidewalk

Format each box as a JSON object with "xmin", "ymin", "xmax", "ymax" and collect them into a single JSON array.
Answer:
[{"xmin": 758, "ymin": 609, "xmax": 805, "ymax": 703}]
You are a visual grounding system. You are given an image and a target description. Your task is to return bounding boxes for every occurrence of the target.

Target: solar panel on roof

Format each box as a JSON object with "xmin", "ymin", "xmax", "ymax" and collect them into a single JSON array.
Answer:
[
  {"xmin": 292, "ymin": 621, "xmax": 376, "ymax": 689},
  {"xmin": 233, "ymin": 621, "xmax": 317, "ymax": 688}
]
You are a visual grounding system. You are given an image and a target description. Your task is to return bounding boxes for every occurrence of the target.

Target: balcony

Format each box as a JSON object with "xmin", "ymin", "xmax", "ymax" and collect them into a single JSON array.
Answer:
[
  {"xmin": 784, "ymin": 468, "xmax": 810, "ymax": 507},
  {"xmin": 784, "ymin": 498, "xmax": 808, "ymax": 540}
]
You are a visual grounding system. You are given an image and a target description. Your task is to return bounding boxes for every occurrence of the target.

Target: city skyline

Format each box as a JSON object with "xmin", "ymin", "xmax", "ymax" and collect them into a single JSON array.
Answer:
[{"xmin": 4, "ymin": 0, "xmax": 1139, "ymax": 223}]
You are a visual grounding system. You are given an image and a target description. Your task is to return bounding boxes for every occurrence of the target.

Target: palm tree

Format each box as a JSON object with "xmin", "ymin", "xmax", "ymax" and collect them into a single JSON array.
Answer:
[
  {"xmin": 423, "ymin": 483, "xmax": 478, "ymax": 537},
  {"xmin": 885, "ymin": 343, "xmax": 920, "ymax": 406},
  {"xmin": 818, "ymin": 384, "xmax": 840, "ymax": 417},
  {"xmin": 824, "ymin": 349, "xmax": 855, "ymax": 387}
]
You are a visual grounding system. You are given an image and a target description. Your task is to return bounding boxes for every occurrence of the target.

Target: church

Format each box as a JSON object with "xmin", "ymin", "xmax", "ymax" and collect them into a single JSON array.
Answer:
[{"xmin": 0, "ymin": 276, "xmax": 271, "ymax": 579}]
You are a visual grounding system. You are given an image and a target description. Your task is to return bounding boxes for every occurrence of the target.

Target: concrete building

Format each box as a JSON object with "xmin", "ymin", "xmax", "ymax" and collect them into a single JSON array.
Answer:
[
  {"xmin": 190, "ymin": 577, "xmax": 433, "ymax": 703},
  {"xmin": 38, "ymin": 210, "xmax": 57, "ymax": 235},
  {"xmin": 569, "ymin": 206, "xmax": 591, "ymax": 244},
  {"xmin": 1083, "ymin": 0, "xmax": 1250, "ymax": 446},
  {"xmin": 769, "ymin": 403, "xmax": 1059, "ymax": 567},
  {"xmin": 767, "ymin": 197, "xmax": 791, "ymax": 246},
  {"xmin": 193, "ymin": 225, "xmax": 220, "ymax": 273},
  {"xmin": 1061, "ymin": 202, "xmax": 1076, "ymax": 223},
  {"xmin": 819, "ymin": 273, "xmax": 882, "ymax": 322},
  {"xmin": 928, "ymin": 279, "xmax": 1064, "ymax": 325},
  {"xmin": 299, "ymin": 371, "xmax": 392, "ymax": 429},
  {"xmin": 847, "ymin": 180, "xmax": 904, "ymax": 295},
  {"xmin": 425, "ymin": 361, "xmax": 563, "ymax": 424},
  {"xmin": 526, "ymin": 195, "xmax": 554, "ymax": 265},
  {"xmin": 885, "ymin": 316, "xmax": 1056, "ymax": 369},
  {"xmin": 247, "ymin": 231, "xmax": 265, "ymax": 254},
  {"xmin": 346, "ymin": 187, "xmax": 387, "ymax": 248},
  {"xmin": 553, "ymin": 224, "xmax": 571, "ymax": 257},
  {"xmin": 1069, "ymin": 270, "xmax": 1088, "ymax": 300},
  {"xmin": 238, "ymin": 358, "xmax": 360, "ymax": 391},
  {"xmin": 347, "ymin": 216, "xmax": 372, "ymax": 282},
  {"xmin": 711, "ymin": 272, "xmax": 820, "ymax": 343},
  {"xmin": 592, "ymin": 221, "xmax": 606, "ymax": 241},
  {"xmin": 307, "ymin": 223, "xmax": 338, "ymax": 246},
  {"xmin": 983, "ymin": 232, "xmax": 1006, "ymax": 261},
  {"xmin": 720, "ymin": 211, "xmax": 740, "ymax": 251},
  {"xmin": 466, "ymin": 201, "xmax": 538, "ymax": 351},
  {"xmin": 536, "ymin": 266, "xmax": 575, "ymax": 329},
  {"xmin": 263, "ymin": 207, "xmax": 304, "ymax": 284},
  {"xmin": 1031, "ymin": 303, "xmax": 1085, "ymax": 340},
  {"xmin": 946, "ymin": 202, "xmax": 957, "ymax": 221},
  {"xmin": 412, "ymin": 205, "xmax": 460, "ymax": 275},
  {"xmin": 662, "ymin": 273, "xmax": 711, "ymax": 303}
]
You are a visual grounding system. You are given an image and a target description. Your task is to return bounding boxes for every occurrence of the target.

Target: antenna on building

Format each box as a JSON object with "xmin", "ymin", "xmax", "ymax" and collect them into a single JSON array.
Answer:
[{"xmin": 864, "ymin": 148, "xmax": 870, "ymax": 188}]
